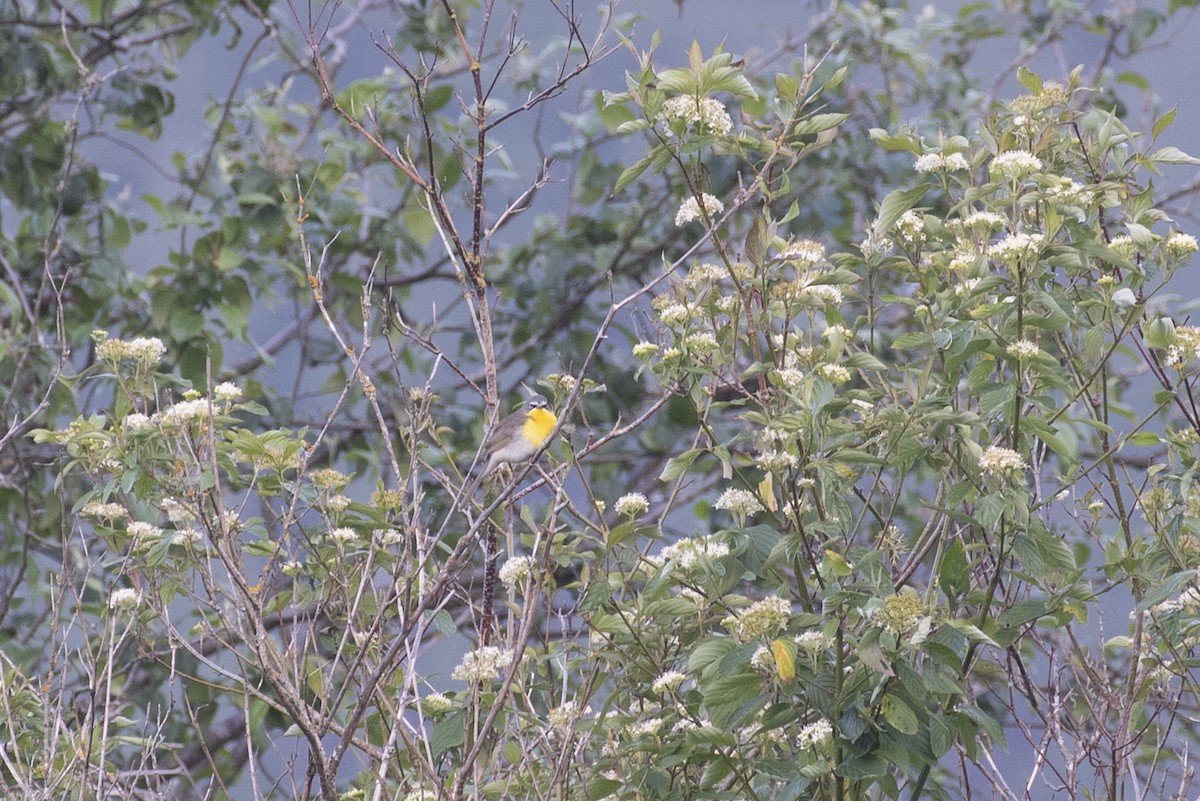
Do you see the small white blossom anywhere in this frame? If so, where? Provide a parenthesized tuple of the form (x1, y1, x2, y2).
(127, 521, 164, 543)
(779, 239, 826, 264)
(329, 527, 358, 544)
(817, 363, 851, 384)
(750, 645, 774, 672)
(776, 367, 806, 391)
(795, 630, 831, 654)
(633, 341, 660, 359)
(989, 232, 1044, 263)
(659, 95, 734, 137)
(674, 193, 724, 226)
(657, 302, 693, 327)
(109, 587, 142, 613)
(421, 693, 454, 716)
(659, 535, 730, 571)
(651, 670, 686, 694)
(756, 450, 799, 471)
(374, 528, 403, 547)
(548, 700, 589, 731)
(213, 382, 242, 402)
(628, 717, 665, 738)
(615, 493, 650, 518)
(685, 332, 719, 353)
(990, 149, 1043, 180)
(81, 501, 127, 521)
(121, 413, 153, 433)
(1167, 231, 1199, 258)
(451, 646, 515, 683)
(797, 718, 834, 749)
(1005, 340, 1040, 359)
(154, 398, 211, 427)
(714, 488, 765, 517)
(173, 528, 202, 546)
(894, 210, 925, 244)
(724, 595, 792, 641)
(979, 446, 1028, 475)
(685, 262, 727, 288)
(961, 211, 1007, 230)
(325, 494, 351, 512)
(915, 152, 970, 172)
(499, 555, 535, 591)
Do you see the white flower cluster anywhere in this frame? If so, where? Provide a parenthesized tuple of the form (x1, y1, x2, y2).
(914, 152, 970, 173)
(329, 527, 358, 544)
(960, 211, 1006, 230)
(627, 716, 665, 738)
(1005, 340, 1040, 359)
(675, 193, 724, 226)
(615, 493, 649, 518)
(374, 528, 403, 547)
(817, 363, 851, 385)
(547, 699, 589, 731)
(421, 692, 454, 715)
(795, 630, 831, 654)
(632, 342, 660, 360)
(979, 445, 1028, 475)
(659, 535, 730, 570)
(650, 670, 686, 694)
(685, 332, 719, 353)
(657, 302, 694, 327)
(451, 646, 515, 683)
(725, 595, 792, 641)
(1167, 326, 1200, 366)
(127, 521, 164, 544)
(94, 334, 166, 365)
(714, 487, 765, 517)
(154, 398, 211, 428)
(122, 413, 153, 433)
(988, 232, 1044, 263)
(893, 210, 925, 244)
(1045, 177, 1087, 205)
(684, 262, 728, 289)
(989, 149, 1043, 180)
(659, 95, 734, 136)
(109, 587, 142, 613)
(796, 718, 834, 750)
(499, 555, 535, 591)
(779, 239, 826, 264)
(756, 449, 799, 471)
(213, 382, 242, 401)
(1167, 231, 1199, 258)
(81, 500, 126, 520)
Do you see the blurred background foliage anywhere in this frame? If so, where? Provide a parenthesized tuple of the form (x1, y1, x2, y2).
(3, 0, 1200, 797)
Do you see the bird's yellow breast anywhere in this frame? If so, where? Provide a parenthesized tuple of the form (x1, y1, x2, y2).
(522, 407, 557, 446)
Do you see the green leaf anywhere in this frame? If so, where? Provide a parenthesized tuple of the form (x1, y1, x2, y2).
(881, 694, 919, 735)
(1150, 146, 1200, 166)
(939, 538, 969, 600)
(613, 155, 652, 195)
(659, 448, 702, 481)
(872, 184, 930, 239)
(1016, 65, 1043, 93)
(431, 710, 465, 757)
(1152, 106, 1177, 140)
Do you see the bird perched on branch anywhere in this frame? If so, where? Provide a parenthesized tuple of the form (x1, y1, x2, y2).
(477, 393, 557, 480)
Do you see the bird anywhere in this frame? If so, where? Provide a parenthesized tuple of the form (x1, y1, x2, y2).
(476, 394, 557, 481)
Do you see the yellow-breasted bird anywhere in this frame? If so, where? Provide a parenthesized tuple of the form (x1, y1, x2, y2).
(478, 394, 557, 479)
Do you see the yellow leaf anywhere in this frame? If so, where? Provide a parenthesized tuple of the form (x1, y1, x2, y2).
(759, 474, 777, 512)
(772, 638, 795, 682)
